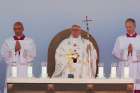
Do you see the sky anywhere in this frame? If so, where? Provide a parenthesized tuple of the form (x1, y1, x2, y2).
(0, 0, 140, 76)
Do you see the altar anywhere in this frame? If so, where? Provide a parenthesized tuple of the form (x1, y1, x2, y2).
(6, 27, 135, 93)
(7, 78, 134, 93)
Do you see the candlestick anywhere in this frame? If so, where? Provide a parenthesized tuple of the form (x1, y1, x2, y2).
(110, 63, 117, 79)
(110, 66, 116, 78)
(124, 66, 129, 79)
(41, 66, 47, 78)
(27, 63, 33, 78)
(97, 63, 104, 79)
(11, 65, 17, 77)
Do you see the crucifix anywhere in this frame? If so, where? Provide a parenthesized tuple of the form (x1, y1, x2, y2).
(82, 16, 94, 34)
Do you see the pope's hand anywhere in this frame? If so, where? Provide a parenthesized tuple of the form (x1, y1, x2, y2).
(128, 44, 133, 56)
(15, 40, 21, 52)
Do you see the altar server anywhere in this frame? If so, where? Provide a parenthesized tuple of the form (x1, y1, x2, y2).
(112, 18, 140, 93)
(52, 25, 97, 78)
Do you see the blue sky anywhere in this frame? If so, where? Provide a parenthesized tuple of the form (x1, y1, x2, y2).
(0, 0, 140, 75)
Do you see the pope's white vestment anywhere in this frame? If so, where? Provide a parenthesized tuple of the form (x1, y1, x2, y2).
(1, 36, 36, 93)
(112, 34, 140, 90)
(52, 36, 97, 78)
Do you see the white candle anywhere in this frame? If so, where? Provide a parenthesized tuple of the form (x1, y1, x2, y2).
(11, 66, 17, 77)
(124, 66, 129, 78)
(27, 65, 33, 78)
(110, 66, 116, 78)
(98, 67, 104, 78)
(41, 66, 47, 78)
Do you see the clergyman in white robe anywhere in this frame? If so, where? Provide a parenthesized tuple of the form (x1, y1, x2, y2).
(112, 32, 140, 90)
(1, 36, 36, 78)
(1, 35, 36, 93)
(52, 35, 97, 79)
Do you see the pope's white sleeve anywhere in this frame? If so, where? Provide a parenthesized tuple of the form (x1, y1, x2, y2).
(1, 40, 14, 63)
(112, 38, 128, 61)
(52, 40, 67, 78)
(23, 39, 36, 62)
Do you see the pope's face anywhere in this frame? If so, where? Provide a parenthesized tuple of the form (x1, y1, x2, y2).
(14, 24, 24, 36)
(71, 27, 81, 38)
(125, 21, 136, 34)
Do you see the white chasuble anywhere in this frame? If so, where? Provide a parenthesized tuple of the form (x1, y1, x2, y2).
(52, 36, 97, 79)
